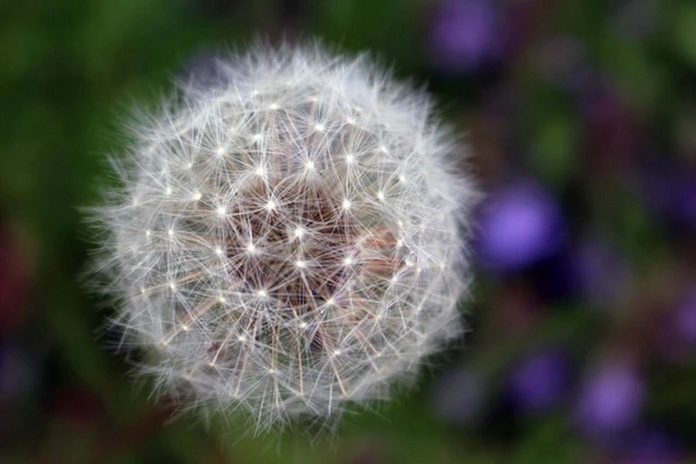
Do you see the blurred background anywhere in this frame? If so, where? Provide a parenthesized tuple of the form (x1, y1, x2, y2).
(1, 0, 695, 462)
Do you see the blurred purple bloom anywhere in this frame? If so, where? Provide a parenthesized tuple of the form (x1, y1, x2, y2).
(430, 368, 485, 425)
(575, 361, 645, 435)
(476, 181, 566, 272)
(507, 350, 570, 413)
(428, 0, 502, 73)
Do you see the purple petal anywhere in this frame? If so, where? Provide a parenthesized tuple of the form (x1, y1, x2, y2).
(428, 0, 502, 73)
(475, 180, 566, 272)
(575, 361, 645, 435)
(507, 350, 570, 413)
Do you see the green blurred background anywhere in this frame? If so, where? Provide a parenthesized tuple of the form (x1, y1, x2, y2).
(1, 0, 696, 462)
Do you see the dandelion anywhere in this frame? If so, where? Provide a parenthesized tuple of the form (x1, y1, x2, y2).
(92, 43, 476, 432)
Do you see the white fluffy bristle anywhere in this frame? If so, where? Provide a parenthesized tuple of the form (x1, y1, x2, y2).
(94, 43, 476, 433)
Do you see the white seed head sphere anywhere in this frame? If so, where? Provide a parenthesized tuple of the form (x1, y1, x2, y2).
(96, 44, 476, 432)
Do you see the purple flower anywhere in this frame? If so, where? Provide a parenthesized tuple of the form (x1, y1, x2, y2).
(428, 0, 502, 73)
(507, 350, 570, 413)
(430, 368, 485, 425)
(475, 180, 566, 272)
(575, 361, 645, 435)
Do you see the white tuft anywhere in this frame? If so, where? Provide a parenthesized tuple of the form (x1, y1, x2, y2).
(91, 43, 476, 433)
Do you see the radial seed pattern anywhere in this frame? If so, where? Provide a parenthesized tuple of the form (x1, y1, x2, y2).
(96, 45, 476, 431)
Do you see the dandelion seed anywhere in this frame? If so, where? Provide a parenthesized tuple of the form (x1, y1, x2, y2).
(91, 43, 475, 433)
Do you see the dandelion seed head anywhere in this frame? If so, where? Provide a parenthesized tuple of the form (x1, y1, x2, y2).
(91, 43, 476, 433)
